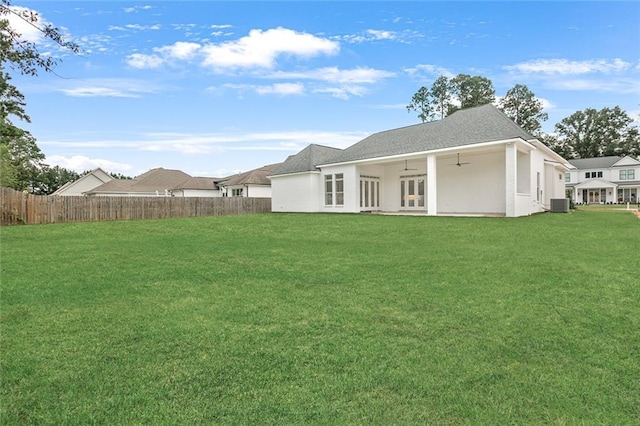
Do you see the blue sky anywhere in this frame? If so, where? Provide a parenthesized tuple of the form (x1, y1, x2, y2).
(10, 1, 640, 178)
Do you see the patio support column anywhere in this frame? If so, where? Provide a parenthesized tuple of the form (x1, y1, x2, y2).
(505, 142, 517, 217)
(427, 154, 437, 215)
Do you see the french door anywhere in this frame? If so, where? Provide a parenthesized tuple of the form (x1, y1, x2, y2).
(360, 178, 380, 210)
(400, 176, 425, 210)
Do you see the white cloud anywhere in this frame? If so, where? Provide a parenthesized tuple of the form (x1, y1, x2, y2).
(217, 82, 305, 97)
(123, 5, 152, 13)
(125, 27, 338, 71)
(45, 155, 133, 174)
(126, 23, 161, 31)
(219, 67, 389, 99)
(126, 53, 164, 69)
(199, 27, 339, 69)
(154, 41, 201, 60)
(339, 28, 421, 44)
(314, 85, 369, 100)
(269, 67, 395, 84)
(504, 58, 632, 75)
(544, 77, 640, 94)
(57, 78, 159, 98)
(60, 87, 139, 98)
(255, 83, 305, 96)
(366, 29, 397, 40)
(41, 130, 368, 157)
(109, 23, 160, 32)
(404, 64, 455, 79)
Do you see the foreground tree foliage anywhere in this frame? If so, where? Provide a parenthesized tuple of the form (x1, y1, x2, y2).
(0, 0, 80, 192)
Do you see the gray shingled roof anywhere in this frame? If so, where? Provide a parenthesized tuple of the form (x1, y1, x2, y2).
(173, 177, 221, 190)
(271, 145, 344, 176)
(271, 104, 535, 177)
(89, 168, 192, 193)
(220, 163, 283, 186)
(568, 156, 623, 169)
(335, 104, 534, 164)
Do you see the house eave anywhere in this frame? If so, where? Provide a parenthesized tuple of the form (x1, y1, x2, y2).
(268, 170, 322, 178)
(316, 138, 532, 168)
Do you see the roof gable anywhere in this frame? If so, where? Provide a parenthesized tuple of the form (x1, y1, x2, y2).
(271, 145, 343, 176)
(575, 178, 617, 189)
(612, 155, 640, 167)
(53, 168, 114, 195)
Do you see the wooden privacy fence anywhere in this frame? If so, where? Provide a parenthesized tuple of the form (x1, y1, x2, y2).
(0, 188, 272, 225)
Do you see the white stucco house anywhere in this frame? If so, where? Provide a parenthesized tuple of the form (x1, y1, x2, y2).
(270, 104, 570, 217)
(565, 156, 640, 204)
(52, 168, 114, 196)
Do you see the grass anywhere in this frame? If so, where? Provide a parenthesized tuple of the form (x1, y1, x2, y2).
(1, 211, 639, 424)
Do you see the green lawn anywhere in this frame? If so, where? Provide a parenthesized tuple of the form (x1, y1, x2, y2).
(1, 211, 638, 424)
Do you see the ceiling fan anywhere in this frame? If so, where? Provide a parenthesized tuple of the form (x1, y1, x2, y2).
(400, 160, 418, 171)
(452, 153, 471, 167)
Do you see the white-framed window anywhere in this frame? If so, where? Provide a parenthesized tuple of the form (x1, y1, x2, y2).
(620, 169, 635, 180)
(585, 171, 603, 179)
(335, 173, 344, 205)
(324, 174, 344, 206)
(231, 188, 243, 197)
(565, 173, 571, 182)
(324, 175, 333, 205)
(618, 188, 638, 203)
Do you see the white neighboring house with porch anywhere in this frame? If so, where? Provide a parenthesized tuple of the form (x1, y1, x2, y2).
(565, 156, 640, 204)
(270, 104, 569, 217)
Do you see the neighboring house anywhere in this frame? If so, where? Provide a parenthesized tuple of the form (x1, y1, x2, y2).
(270, 104, 569, 217)
(169, 177, 224, 197)
(84, 168, 193, 196)
(219, 163, 282, 198)
(565, 156, 640, 204)
(52, 168, 114, 196)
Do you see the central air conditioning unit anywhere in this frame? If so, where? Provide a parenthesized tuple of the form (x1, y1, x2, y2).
(550, 198, 570, 213)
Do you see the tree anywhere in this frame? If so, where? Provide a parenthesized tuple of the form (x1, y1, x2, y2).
(0, 120, 44, 190)
(0, 1, 80, 191)
(430, 76, 453, 120)
(498, 84, 548, 135)
(0, 142, 17, 187)
(539, 133, 573, 160)
(108, 172, 133, 180)
(448, 74, 495, 115)
(407, 74, 495, 122)
(31, 165, 79, 195)
(406, 86, 433, 123)
(553, 106, 639, 159)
